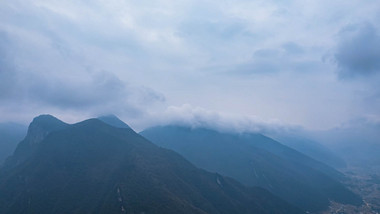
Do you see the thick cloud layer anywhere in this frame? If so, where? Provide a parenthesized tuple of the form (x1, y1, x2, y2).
(0, 0, 379, 131)
(0, 28, 165, 123)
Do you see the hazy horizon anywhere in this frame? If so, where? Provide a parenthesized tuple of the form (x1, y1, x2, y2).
(1, 2, 380, 211)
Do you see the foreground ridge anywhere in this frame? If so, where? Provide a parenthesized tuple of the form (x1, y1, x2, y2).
(0, 115, 302, 214)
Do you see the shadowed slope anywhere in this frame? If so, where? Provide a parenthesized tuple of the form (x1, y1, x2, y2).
(0, 116, 302, 214)
(141, 125, 362, 212)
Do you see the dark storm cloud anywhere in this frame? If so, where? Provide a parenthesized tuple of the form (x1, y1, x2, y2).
(335, 23, 380, 78)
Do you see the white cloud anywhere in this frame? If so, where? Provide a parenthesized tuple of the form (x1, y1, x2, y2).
(138, 104, 295, 133)
(0, 0, 380, 131)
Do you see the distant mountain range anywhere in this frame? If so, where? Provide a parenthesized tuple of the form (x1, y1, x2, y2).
(266, 132, 346, 169)
(0, 115, 302, 214)
(311, 123, 380, 169)
(141, 125, 362, 212)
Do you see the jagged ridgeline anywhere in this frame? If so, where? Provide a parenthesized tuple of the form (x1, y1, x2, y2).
(0, 115, 302, 214)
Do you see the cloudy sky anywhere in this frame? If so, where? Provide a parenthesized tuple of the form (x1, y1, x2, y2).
(1, 0, 380, 131)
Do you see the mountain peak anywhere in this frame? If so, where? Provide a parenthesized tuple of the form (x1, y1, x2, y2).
(0, 115, 302, 214)
(4, 114, 69, 168)
(30, 114, 67, 129)
(97, 114, 130, 129)
(27, 114, 69, 142)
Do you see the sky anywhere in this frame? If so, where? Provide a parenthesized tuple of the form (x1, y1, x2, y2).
(0, 0, 380, 132)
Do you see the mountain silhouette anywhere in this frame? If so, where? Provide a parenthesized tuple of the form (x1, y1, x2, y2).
(141, 125, 362, 212)
(268, 133, 346, 169)
(0, 115, 302, 214)
(3, 115, 69, 169)
(98, 114, 131, 129)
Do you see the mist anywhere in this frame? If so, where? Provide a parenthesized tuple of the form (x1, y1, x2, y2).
(1, 0, 380, 213)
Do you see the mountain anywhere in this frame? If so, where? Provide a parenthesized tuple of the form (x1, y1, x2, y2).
(311, 122, 380, 169)
(0, 115, 302, 214)
(0, 122, 27, 165)
(267, 133, 346, 169)
(141, 125, 363, 212)
(98, 114, 131, 129)
(3, 115, 70, 169)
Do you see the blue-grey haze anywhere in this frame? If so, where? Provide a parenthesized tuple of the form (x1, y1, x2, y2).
(0, 0, 379, 135)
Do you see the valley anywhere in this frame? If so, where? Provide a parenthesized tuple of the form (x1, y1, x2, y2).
(324, 166, 380, 214)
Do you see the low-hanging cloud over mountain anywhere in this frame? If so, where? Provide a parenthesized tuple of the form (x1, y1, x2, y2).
(0, 0, 380, 132)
